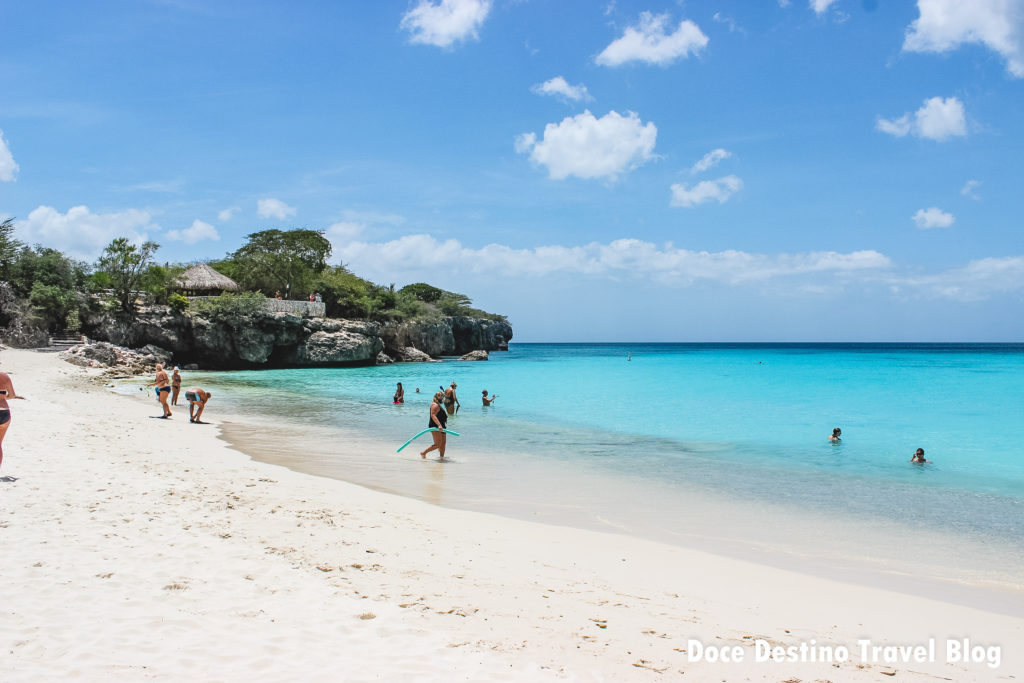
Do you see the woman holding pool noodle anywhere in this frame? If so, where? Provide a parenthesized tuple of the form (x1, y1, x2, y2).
(420, 391, 449, 459)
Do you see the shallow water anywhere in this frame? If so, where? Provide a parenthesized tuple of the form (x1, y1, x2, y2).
(130, 343, 1024, 612)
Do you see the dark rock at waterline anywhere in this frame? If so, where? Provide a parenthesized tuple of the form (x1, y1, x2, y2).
(458, 350, 489, 361)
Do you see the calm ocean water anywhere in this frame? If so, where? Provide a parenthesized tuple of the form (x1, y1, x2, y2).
(148, 343, 1024, 606)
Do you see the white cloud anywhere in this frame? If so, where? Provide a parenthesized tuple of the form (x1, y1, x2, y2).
(690, 148, 731, 175)
(670, 175, 743, 207)
(912, 207, 955, 229)
(515, 110, 657, 181)
(903, 0, 1024, 78)
(166, 219, 220, 245)
(218, 206, 240, 222)
(0, 129, 19, 182)
(596, 12, 709, 67)
(400, 0, 491, 49)
(15, 205, 156, 261)
(811, 0, 839, 14)
(326, 221, 366, 244)
(257, 198, 297, 220)
(336, 233, 891, 286)
(876, 96, 966, 141)
(961, 179, 982, 200)
(531, 76, 593, 102)
(891, 256, 1024, 301)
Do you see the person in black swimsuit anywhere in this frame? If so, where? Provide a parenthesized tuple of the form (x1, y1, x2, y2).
(0, 372, 25, 473)
(420, 391, 448, 459)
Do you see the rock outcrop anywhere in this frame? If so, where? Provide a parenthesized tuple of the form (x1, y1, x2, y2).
(79, 307, 511, 369)
(61, 341, 173, 374)
(458, 350, 489, 361)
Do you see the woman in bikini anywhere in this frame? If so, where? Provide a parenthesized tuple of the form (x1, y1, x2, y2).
(170, 367, 182, 406)
(420, 391, 448, 460)
(0, 372, 25, 473)
(147, 363, 172, 418)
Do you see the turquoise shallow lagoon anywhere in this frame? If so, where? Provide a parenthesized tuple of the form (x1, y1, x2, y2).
(139, 343, 1024, 612)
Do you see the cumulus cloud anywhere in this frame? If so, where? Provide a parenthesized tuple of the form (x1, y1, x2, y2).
(961, 179, 982, 200)
(531, 76, 593, 102)
(257, 198, 297, 220)
(400, 0, 491, 48)
(166, 219, 220, 245)
(912, 207, 955, 229)
(515, 110, 657, 181)
(218, 206, 240, 222)
(903, 0, 1024, 78)
(670, 175, 743, 207)
(690, 148, 731, 175)
(596, 12, 708, 67)
(810, 0, 839, 14)
(336, 233, 891, 286)
(326, 221, 366, 244)
(0, 128, 18, 182)
(877, 96, 966, 141)
(15, 205, 156, 261)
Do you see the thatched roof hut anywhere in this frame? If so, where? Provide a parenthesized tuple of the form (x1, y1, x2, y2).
(175, 263, 240, 295)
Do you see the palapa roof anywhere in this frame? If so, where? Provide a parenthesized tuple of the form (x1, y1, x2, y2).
(175, 263, 240, 292)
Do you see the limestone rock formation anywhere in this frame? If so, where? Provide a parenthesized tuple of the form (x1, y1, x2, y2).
(458, 350, 489, 361)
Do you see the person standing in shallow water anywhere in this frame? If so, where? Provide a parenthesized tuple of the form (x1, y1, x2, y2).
(0, 372, 25, 473)
(444, 382, 460, 415)
(829, 427, 841, 442)
(148, 363, 172, 418)
(911, 448, 931, 464)
(393, 382, 404, 404)
(421, 392, 447, 459)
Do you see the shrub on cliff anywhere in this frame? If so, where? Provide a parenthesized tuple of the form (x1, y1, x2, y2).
(222, 229, 332, 299)
(190, 291, 265, 328)
(97, 238, 160, 314)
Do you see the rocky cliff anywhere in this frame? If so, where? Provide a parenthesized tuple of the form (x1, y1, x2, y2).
(82, 308, 511, 369)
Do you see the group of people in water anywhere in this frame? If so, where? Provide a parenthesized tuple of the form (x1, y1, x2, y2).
(390, 380, 499, 460)
(829, 427, 931, 464)
(148, 364, 212, 423)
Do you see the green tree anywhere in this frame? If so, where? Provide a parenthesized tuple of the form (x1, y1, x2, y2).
(97, 238, 160, 314)
(315, 265, 373, 318)
(228, 229, 331, 298)
(399, 282, 446, 303)
(0, 218, 23, 281)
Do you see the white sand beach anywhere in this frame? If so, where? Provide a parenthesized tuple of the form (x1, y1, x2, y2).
(2, 347, 1021, 681)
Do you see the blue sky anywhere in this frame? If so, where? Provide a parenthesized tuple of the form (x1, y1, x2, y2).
(1, 0, 1022, 341)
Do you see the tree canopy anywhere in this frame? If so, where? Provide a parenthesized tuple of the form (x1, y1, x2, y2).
(225, 229, 331, 298)
(98, 238, 160, 314)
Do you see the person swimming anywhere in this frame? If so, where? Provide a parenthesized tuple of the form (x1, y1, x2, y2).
(829, 427, 842, 442)
(910, 448, 930, 464)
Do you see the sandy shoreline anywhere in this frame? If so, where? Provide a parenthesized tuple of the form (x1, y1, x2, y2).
(2, 347, 1022, 681)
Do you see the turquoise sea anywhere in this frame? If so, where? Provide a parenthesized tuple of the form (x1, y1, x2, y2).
(150, 343, 1024, 611)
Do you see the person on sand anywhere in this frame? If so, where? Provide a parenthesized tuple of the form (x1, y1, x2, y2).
(0, 372, 26, 472)
(829, 427, 841, 442)
(482, 389, 497, 406)
(393, 382, 404, 404)
(443, 382, 460, 415)
(186, 388, 212, 423)
(420, 392, 447, 460)
(910, 448, 931, 464)
(170, 367, 182, 406)
(147, 363, 172, 418)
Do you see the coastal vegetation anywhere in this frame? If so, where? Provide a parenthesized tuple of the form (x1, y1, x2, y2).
(0, 221, 505, 345)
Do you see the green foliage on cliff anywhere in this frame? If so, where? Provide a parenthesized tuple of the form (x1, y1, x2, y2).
(224, 229, 332, 298)
(98, 238, 160, 314)
(190, 291, 266, 328)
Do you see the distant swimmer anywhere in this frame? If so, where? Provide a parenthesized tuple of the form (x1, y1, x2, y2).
(393, 382, 404, 404)
(482, 389, 498, 406)
(910, 448, 931, 464)
(420, 392, 448, 459)
(829, 427, 842, 442)
(186, 388, 212, 423)
(627, 352, 631, 361)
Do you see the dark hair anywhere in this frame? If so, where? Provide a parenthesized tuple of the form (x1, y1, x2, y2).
(832, 427, 841, 434)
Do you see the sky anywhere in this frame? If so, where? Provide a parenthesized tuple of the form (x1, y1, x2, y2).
(1, 0, 1022, 342)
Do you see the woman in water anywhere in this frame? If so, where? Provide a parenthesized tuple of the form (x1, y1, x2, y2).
(393, 382, 404, 404)
(443, 382, 460, 415)
(911, 448, 930, 464)
(148, 363, 172, 418)
(829, 427, 842, 442)
(420, 391, 447, 459)
(0, 372, 25, 472)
